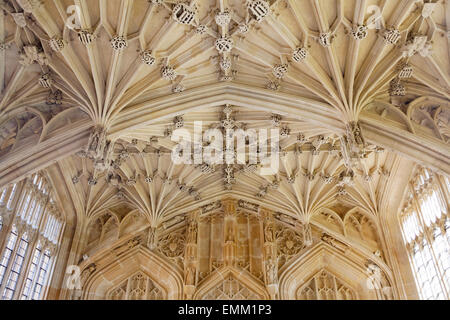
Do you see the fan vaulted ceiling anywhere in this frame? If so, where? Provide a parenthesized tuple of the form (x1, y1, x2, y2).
(0, 0, 448, 229)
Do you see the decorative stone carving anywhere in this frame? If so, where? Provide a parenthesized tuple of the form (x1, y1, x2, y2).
(173, 115, 184, 128)
(292, 47, 308, 62)
(238, 23, 249, 34)
(87, 176, 98, 186)
(0, 43, 10, 51)
(202, 275, 261, 299)
(366, 261, 393, 300)
(201, 200, 222, 214)
(389, 78, 406, 96)
(140, 50, 156, 65)
(351, 25, 368, 40)
(158, 230, 185, 267)
(46, 90, 63, 105)
(272, 64, 288, 79)
(280, 126, 290, 137)
(303, 223, 313, 247)
(111, 36, 128, 51)
(338, 169, 355, 187)
(223, 165, 236, 190)
(270, 114, 281, 127)
(297, 269, 355, 300)
(247, 0, 270, 23)
(161, 65, 177, 80)
(196, 25, 208, 34)
(78, 30, 95, 45)
(220, 73, 234, 82)
(237, 200, 259, 212)
(276, 223, 304, 268)
(266, 80, 280, 91)
(79, 263, 96, 288)
(85, 126, 113, 171)
(215, 36, 234, 53)
(108, 272, 164, 300)
(38, 73, 52, 88)
(49, 37, 65, 52)
(256, 185, 268, 198)
(172, 3, 196, 25)
(340, 121, 366, 169)
(172, 84, 185, 93)
(321, 233, 348, 252)
(397, 61, 413, 79)
(319, 33, 332, 47)
(220, 57, 231, 71)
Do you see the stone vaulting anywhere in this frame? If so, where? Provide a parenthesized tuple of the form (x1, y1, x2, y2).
(0, 0, 449, 300)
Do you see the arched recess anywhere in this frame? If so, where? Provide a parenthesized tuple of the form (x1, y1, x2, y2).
(106, 270, 166, 300)
(296, 269, 358, 300)
(83, 212, 120, 255)
(279, 243, 384, 300)
(82, 247, 183, 300)
(193, 266, 270, 300)
(343, 208, 383, 254)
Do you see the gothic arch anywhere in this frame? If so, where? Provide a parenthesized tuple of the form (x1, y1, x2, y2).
(343, 207, 382, 252)
(105, 270, 166, 300)
(118, 209, 149, 237)
(279, 243, 379, 300)
(193, 266, 270, 300)
(82, 247, 183, 299)
(296, 268, 358, 300)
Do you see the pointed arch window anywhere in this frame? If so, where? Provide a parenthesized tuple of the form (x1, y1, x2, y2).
(400, 168, 449, 300)
(0, 173, 65, 300)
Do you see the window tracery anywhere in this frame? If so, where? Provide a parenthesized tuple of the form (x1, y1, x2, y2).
(202, 275, 260, 300)
(0, 173, 64, 300)
(400, 168, 449, 300)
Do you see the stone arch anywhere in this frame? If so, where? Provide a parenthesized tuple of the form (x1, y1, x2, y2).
(119, 209, 149, 237)
(343, 207, 382, 253)
(296, 268, 358, 300)
(82, 247, 183, 299)
(312, 207, 345, 235)
(193, 266, 270, 300)
(279, 243, 379, 300)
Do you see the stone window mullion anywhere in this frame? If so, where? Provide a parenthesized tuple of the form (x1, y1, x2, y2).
(27, 244, 45, 300)
(411, 186, 446, 292)
(0, 227, 25, 297)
